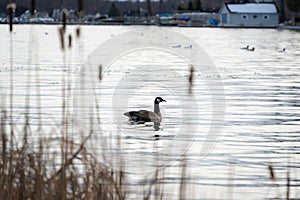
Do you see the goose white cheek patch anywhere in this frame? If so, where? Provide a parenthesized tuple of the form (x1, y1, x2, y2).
(73, 28, 225, 173)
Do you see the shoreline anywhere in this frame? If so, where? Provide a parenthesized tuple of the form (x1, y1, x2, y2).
(0, 22, 299, 31)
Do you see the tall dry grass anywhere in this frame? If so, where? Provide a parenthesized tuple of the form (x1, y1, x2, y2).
(0, 111, 129, 199)
(0, 4, 189, 199)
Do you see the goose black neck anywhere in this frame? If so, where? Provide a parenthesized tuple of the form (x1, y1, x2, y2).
(154, 102, 160, 115)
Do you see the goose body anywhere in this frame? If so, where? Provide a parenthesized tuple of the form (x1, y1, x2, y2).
(241, 45, 249, 50)
(124, 97, 166, 123)
(124, 110, 161, 122)
(247, 47, 255, 51)
(184, 45, 193, 49)
(172, 44, 181, 48)
(278, 48, 286, 53)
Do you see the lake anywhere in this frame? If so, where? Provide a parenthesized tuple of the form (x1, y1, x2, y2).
(0, 24, 299, 199)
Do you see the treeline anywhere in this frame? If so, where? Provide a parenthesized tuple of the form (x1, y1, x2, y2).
(0, 0, 227, 16)
(285, 0, 300, 13)
(1, 0, 298, 17)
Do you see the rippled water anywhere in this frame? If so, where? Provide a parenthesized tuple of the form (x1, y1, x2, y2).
(0, 25, 300, 199)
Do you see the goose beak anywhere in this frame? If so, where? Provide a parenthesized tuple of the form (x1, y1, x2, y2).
(162, 99, 166, 102)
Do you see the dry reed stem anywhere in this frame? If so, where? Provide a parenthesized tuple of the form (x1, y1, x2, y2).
(68, 34, 72, 49)
(226, 160, 235, 200)
(76, 27, 81, 38)
(62, 9, 67, 31)
(188, 65, 194, 94)
(143, 169, 159, 200)
(59, 27, 65, 50)
(179, 157, 187, 200)
(30, 0, 35, 17)
(99, 65, 103, 80)
(77, 0, 84, 19)
(8, 7, 13, 32)
(6, 3, 16, 32)
(52, 131, 92, 180)
(268, 165, 275, 181)
(286, 170, 290, 200)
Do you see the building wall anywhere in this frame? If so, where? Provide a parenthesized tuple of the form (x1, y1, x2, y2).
(219, 5, 229, 24)
(219, 5, 278, 26)
(229, 13, 278, 26)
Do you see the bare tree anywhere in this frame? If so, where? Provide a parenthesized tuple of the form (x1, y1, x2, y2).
(159, 0, 163, 13)
(285, 0, 300, 13)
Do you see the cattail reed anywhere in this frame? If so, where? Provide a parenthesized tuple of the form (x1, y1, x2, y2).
(30, 0, 35, 17)
(268, 165, 275, 181)
(6, 3, 16, 32)
(77, 0, 84, 19)
(68, 34, 72, 48)
(76, 27, 81, 38)
(98, 65, 102, 80)
(59, 27, 65, 50)
(286, 170, 290, 200)
(179, 157, 187, 200)
(62, 9, 67, 31)
(8, 7, 13, 32)
(188, 65, 194, 94)
(59, 9, 68, 50)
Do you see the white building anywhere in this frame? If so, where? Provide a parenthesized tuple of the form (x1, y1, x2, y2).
(219, 3, 279, 27)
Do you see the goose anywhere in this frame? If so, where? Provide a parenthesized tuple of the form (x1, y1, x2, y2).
(172, 44, 181, 48)
(241, 45, 249, 50)
(184, 45, 193, 49)
(247, 47, 255, 51)
(278, 48, 286, 53)
(124, 97, 166, 123)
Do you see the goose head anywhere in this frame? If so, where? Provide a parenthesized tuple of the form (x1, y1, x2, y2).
(154, 97, 166, 104)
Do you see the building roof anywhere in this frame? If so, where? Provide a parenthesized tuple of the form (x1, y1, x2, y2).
(226, 3, 278, 14)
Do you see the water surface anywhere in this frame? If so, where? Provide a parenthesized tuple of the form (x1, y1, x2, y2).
(0, 25, 299, 199)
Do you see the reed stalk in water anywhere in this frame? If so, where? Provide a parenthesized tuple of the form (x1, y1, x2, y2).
(286, 170, 290, 200)
(7, 3, 16, 32)
(30, 0, 35, 17)
(188, 65, 194, 94)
